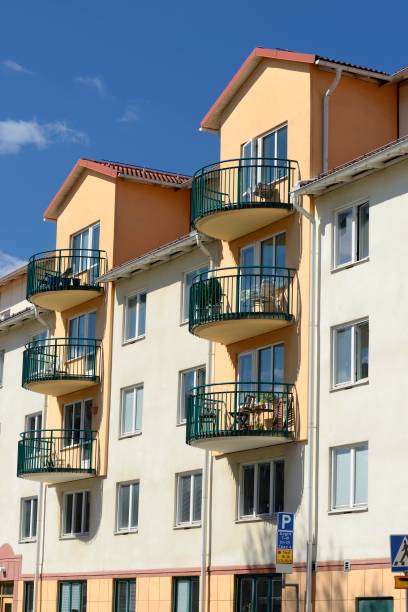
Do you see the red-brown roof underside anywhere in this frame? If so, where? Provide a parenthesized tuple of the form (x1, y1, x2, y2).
(44, 158, 191, 220)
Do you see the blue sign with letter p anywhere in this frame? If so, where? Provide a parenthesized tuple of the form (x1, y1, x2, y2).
(278, 512, 294, 532)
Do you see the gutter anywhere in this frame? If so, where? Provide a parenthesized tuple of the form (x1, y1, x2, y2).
(322, 68, 342, 173)
(195, 233, 214, 612)
(291, 187, 318, 612)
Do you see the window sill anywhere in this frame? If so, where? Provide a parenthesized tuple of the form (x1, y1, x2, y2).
(176, 421, 186, 428)
(19, 538, 37, 544)
(114, 529, 138, 536)
(60, 533, 90, 540)
(173, 523, 201, 530)
(330, 378, 369, 393)
(122, 335, 146, 347)
(119, 431, 142, 440)
(235, 514, 277, 525)
(331, 257, 369, 274)
(328, 506, 368, 515)
(179, 319, 189, 327)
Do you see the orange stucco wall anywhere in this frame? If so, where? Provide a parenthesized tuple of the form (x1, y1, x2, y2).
(310, 67, 397, 176)
(113, 179, 191, 267)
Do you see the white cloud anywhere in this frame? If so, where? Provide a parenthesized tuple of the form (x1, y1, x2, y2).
(0, 251, 26, 277)
(117, 104, 139, 123)
(2, 59, 32, 74)
(0, 119, 88, 154)
(75, 76, 106, 96)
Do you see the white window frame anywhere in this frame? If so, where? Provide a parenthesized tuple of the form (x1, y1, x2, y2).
(123, 291, 147, 343)
(115, 480, 139, 534)
(20, 496, 38, 542)
(63, 398, 92, 448)
(238, 342, 285, 383)
(240, 231, 286, 268)
(25, 412, 42, 436)
(62, 490, 90, 537)
(332, 318, 369, 389)
(333, 200, 369, 270)
(178, 366, 206, 425)
(119, 384, 144, 438)
(241, 124, 288, 192)
(330, 443, 368, 512)
(175, 470, 202, 527)
(238, 459, 284, 520)
(67, 310, 97, 362)
(181, 266, 209, 323)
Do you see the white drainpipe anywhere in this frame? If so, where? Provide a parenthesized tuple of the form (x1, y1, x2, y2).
(291, 189, 318, 612)
(195, 233, 214, 612)
(33, 306, 52, 612)
(323, 68, 342, 173)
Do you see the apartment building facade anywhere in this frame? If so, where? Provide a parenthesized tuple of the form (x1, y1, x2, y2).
(1, 47, 408, 612)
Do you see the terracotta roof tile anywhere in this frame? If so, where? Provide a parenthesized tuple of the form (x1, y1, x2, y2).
(86, 159, 191, 186)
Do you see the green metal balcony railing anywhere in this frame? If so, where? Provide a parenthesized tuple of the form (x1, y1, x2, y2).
(186, 382, 295, 445)
(22, 338, 102, 388)
(17, 429, 98, 477)
(189, 266, 295, 333)
(26, 249, 107, 301)
(191, 158, 298, 226)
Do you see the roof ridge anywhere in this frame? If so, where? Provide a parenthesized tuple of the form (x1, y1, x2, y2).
(83, 158, 191, 179)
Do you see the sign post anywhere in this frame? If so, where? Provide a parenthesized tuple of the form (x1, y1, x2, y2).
(276, 512, 294, 574)
(390, 535, 408, 611)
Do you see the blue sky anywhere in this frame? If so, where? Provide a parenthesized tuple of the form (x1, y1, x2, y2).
(0, 0, 406, 273)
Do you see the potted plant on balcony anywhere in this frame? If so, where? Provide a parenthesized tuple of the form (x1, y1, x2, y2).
(196, 276, 223, 318)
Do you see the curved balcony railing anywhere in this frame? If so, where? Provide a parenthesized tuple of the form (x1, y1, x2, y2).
(186, 382, 295, 446)
(189, 267, 295, 336)
(191, 158, 298, 227)
(27, 249, 107, 302)
(22, 338, 101, 389)
(17, 429, 98, 478)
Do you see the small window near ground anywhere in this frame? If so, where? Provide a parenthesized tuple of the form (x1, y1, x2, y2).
(239, 460, 284, 519)
(179, 367, 206, 423)
(334, 202, 369, 268)
(236, 574, 282, 612)
(173, 577, 199, 612)
(356, 597, 393, 612)
(117, 481, 139, 533)
(114, 578, 136, 612)
(23, 581, 34, 612)
(183, 267, 208, 322)
(176, 472, 202, 526)
(120, 385, 144, 437)
(124, 292, 146, 342)
(331, 443, 368, 511)
(63, 491, 90, 536)
(58, 581, 87, 612)
(333, 320, 369, 388)
(20, 497, 38, 541)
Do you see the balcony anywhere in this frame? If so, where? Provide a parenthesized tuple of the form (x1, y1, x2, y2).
(17, 429, 98, 483)
(189, 267, 295, 344)
(27, 249, 107, 311)
(186, 382, 295, 452)
(22, 338, 101, 395)
(191, 158, 298, 241)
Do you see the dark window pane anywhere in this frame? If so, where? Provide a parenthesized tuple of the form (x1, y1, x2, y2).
(239, 578, 253, 612)
(24, 582, 34, 612)
(179, 476, 191, 524)
(258, 463, 271, 515)
(256, 578, 268, 612)
(65, 495, 73, 534)
(74, 492, 83, 533)
(274, 461, 285, 513)
(84, 491, 90, 533)
(128, 580, 136, 612)
(358, 203, 369, 260)
(356, 321, 369, 381)
(119, 485, 130, 530)
(191, 578, 199, 612)
(192, 474, 202, 522)
(242, 465, 255, 516)
(336, 208, 353, 266)
(131, 483, 139, 528)
(271, 576, 283, 612)
(32, 498, 38, 537)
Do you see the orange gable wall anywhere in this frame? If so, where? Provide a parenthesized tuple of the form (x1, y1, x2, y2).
(113, 179, 191, 267)
(310, 67, 397, 176)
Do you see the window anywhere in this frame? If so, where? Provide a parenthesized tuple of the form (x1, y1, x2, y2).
(116, 481, 139, 533)
(239, 460, 284, 519)
(333, 320, 369, 387)
(236, 575, 282, 612)
(71, 222, 100, 280)
(120, 385, 143, 436)
(25, 412, 42, 439)
(68, 311, 96, 359)
(183, 267, 208, 321)
(114, 579, 136, 612)
(23, 581, 34, 612)
(63, 491, 90, 536)
(0, 348, 4, 386)
(356, 598, 393, 612)
(238, 344, 284, 392)
(334, 202, 369, 268)
(241, 125, 288, 196)
(179, 367, 206, 423)
(124, 292, 146, 342)
(176, 471, 202, 526)
(63, 400, 92, 447)
(20, 497, 38, 541)
(173, 577, 199, 612)
(58, 581, 87, 612)
(331, 444, 368, 511)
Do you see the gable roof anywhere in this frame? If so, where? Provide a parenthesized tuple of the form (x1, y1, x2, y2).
(201, 47, 391, 131)
(44, 158, 191, 221)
